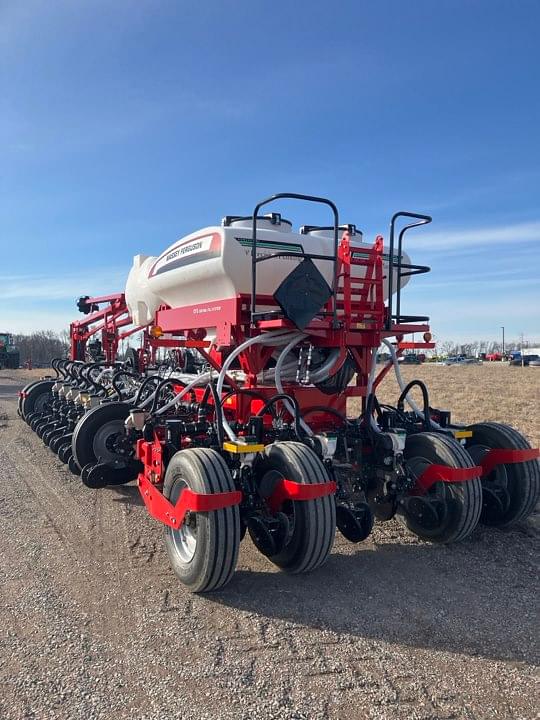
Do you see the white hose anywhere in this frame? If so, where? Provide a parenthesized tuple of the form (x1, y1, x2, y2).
(365, 347, 380, 432)
(381, 338, 439, 427)
(155, 371, 215, 416)
(257, 347, 341, 384)
(216, 330, 304, 442)
(273, 336, 314, 437)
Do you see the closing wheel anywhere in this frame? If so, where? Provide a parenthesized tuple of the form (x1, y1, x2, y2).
(466, 422, 540, 527)
(71, 402, 136, 481)
(19, 380, 41, 420)
(20, 380, 54, 422)
(58, 442, 72, 464)
(255, 441, 336, 573)
(50, 433, 69, 454)
(124, 347, 140, 373)
(163, 448, 241, 593)
(401, 432, 482, 543)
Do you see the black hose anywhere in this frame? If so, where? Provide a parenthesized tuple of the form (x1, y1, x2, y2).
(111, 370, 140, 400)
(397, 379, 432, 431)
(133, 375, 160, 405)
(57, 359, 69, 379)
(255, 392, 305, 440)
(82, 362, 109, 395)
(364, 392, 381, 435)
(51, 358, 62, 378)
(150, 378, 190, 414)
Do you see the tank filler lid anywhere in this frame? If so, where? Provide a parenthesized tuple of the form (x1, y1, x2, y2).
(300, 223, 363, 240)
(221, 212, 293, 232)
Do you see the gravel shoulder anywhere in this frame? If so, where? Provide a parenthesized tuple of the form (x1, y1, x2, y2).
(0, 370, 539, 720)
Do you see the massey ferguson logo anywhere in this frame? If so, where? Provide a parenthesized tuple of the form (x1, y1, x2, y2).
(149, 234, 218, 277)
(166, 241, 203, 262)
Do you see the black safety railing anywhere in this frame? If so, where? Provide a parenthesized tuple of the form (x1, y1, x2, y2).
(386, 212, 432, 329)
(250, 193, 340, 329)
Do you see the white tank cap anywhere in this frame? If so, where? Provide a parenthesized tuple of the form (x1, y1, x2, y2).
(221, 212, 293, 232)
(300, 224, 363, 240)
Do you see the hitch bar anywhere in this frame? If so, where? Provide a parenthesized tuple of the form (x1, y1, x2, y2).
(267, 479, 337, 513)
(479, 448, 539, 477)
(138, 474, 242, 530)
(414, 448, 539, 494)
(414, 465, 482, 494)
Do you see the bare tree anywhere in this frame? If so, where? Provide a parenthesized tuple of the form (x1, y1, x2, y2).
(13, 331, 69, 367)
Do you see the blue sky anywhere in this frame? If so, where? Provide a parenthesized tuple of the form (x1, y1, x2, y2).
(1, 0, 539, 344)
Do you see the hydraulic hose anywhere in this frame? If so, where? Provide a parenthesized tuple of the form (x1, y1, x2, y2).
(381, 338, 440, 428)
(273, 335, 314, 436)
(216, 330, 303, 442)
(397, 380, 432, 431)
(255, 392, 305, 440)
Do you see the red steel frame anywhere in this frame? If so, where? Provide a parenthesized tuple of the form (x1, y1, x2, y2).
(70, 234, 539, 526)
(69, 293, 178, 368)
(70, 293, 142, 364)
(135, 231, 439, 520)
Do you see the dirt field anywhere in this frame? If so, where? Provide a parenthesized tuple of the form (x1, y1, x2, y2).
(1, 366, 538, 720)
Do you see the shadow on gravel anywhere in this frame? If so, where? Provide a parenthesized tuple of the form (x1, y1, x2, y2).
(109, 484, 145, 507)
(212, 531, 539, 665)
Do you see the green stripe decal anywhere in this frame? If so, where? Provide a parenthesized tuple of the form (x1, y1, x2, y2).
(235, 237, 304, 253)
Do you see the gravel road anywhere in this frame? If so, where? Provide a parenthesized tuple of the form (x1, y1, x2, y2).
(1, 372, 538, 720)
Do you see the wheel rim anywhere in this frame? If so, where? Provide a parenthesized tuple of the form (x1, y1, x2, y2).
(92, 419, 126, 465)
(404, 454, 451, 533)
(33, 393, 51, 415)
(467, 442, 511, 521)
(169, 480, 197, 563)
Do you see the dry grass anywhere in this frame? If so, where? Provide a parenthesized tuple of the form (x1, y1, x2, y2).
(349, 362, 539, 447)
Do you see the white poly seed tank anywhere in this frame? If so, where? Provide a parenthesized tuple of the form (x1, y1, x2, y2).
(125, 215, 412, 326)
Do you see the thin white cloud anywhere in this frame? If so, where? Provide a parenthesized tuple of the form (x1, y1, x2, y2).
(414, 276, 538, 291)
(406, 220, 540, 251)
(0, 307, 74, 334)
(415, 292, 539, 343)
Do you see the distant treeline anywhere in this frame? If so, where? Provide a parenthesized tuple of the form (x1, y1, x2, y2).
(9, 331, 540, 368)
(438, 339, 540, 357)
(13, 331, 70, 367)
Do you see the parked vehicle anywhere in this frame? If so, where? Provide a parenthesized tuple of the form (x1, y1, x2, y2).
(0, 333, 20, 369)
(509, 353, 540, 367)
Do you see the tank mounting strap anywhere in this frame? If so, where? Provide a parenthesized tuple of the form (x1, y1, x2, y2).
(138, 474, 242, 529)
(267, 479, 337, 513)
(479, 448, 539, 478)
(414, 464, 481, 494)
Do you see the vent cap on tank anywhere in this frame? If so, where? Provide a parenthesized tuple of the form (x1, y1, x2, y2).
(300, 223, 363, 240)
(221, 212, 293, 232)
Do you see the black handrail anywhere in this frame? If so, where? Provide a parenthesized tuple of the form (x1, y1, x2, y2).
(387, 212, 432, 329)
(250, 193, 340, 329)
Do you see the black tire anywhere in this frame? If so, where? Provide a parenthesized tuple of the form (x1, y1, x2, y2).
(31, 416, 47, 432)
(19, 380, 41, 419)
(401, 432, 482, 543)
(466, 422, 540, 527)
(20, 380, 54, 422)
(37, 420, 56, 439)
(163, 448, 240, 593)
(255, 441, 336, 572)
(58, 442, 72, 464)
(44, 427, 62, 447)
(71, 402, 133, 474)
(50, 434, 67, 453)
(124, 347, 140, 373)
